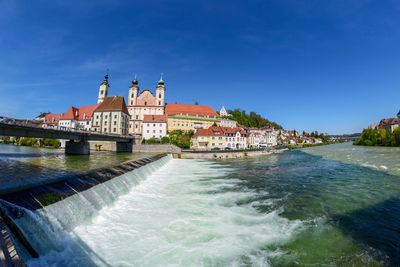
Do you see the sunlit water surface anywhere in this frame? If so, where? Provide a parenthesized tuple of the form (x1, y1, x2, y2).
(2, 143, 400, 266)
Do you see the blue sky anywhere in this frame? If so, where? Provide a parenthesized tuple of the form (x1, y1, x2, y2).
(1, 0, 400, 134)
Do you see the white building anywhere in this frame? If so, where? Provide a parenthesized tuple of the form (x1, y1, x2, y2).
(58, 105, 99, 131)
(248, 132, 262, 148)
(91, 96, 130, 135)
(264, 129, 278, 146)
(142, 115, 168, 140)
(219, 105, 231, 117)
(220, 118, 236, 128)
(222, 127, 247, 149)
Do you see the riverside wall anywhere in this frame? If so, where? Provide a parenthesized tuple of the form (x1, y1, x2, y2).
(89, 141, 181, 153)
(174, 148, 287, 159)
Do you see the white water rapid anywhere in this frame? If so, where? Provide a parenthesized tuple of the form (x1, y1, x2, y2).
(10, 156, 303, 266)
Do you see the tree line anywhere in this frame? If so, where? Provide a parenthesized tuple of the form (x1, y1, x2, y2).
(353, 128, 400, 146)
(225, 109, 283, 129)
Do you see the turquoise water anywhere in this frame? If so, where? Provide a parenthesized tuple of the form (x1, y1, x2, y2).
(0, 144, 156, 193)
(2, 143, 400, 266)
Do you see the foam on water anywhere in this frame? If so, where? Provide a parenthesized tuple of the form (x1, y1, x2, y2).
(14, 156, 303, 266)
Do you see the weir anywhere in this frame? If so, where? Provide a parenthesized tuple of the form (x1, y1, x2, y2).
(0, 153, 171, 264)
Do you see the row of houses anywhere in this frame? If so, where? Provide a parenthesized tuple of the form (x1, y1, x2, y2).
(37, 73, 283, 150)
(367, 111, 400, 133)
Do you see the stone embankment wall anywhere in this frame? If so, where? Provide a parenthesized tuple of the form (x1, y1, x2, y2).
(89, 141, 181, 153)
(174, 149, 287, 159)
(132, 144, 181, 153)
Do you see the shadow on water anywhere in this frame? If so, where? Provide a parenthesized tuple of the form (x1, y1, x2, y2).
(332, 198, 400, 266)
(0, 152, 63, 158)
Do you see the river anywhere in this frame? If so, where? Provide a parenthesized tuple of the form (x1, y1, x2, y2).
(1, 143, 400, 266)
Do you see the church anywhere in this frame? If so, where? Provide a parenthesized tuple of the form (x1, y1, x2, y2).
(127, 74, 166, 135)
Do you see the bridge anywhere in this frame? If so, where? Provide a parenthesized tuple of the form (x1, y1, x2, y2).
(0, 123, 137, 155)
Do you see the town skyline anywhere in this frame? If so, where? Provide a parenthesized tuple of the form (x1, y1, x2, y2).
(2, 1, 400, 134)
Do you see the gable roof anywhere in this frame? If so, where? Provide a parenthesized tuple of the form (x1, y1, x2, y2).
(221, 127, 247, 135)
(44, 113, 63, 124)
(194, 126, 225, 137)
(95, 96, 129, 115)
(143, 115, 167, 123)
(165, 103, 219, 117)
(60, 104, 100, 121)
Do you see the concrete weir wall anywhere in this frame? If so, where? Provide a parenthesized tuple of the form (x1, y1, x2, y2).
(0, 153, 167, 264)
(174, 149, 287, 159)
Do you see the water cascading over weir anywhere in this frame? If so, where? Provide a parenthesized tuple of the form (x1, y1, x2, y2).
(0, 153, 171, 264)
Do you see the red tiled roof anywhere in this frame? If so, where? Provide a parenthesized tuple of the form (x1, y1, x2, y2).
(78, 104, 100, 120)
(95, 96, 129, 115)
(165, 103, 219, 117)
(61, 106, 79, 120)
(221, 127, 247, 135)
(60, 104, 100, 121)
(380, 118, 398, 126)
(44, 113, 63, 124)
(194, 126, 225, 137)
(143, 115, 167, 123)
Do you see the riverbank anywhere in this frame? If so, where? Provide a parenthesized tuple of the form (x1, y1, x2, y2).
(174, 148, 287, 159)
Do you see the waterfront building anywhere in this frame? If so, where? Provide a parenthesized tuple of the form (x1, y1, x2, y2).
(247, 132, 262, 148)
(191, 126, 226, 150)
(379, 118, 399, 133)
(58, 104, 99, 131)
(264, 128, 278, 146)
(142, 115, 168, 140)
(91, 96, 130, 135)
(221, 118, 236, 128)
(222, 127, 247, 149)
(166, 103, 220, 132)
(42, 113, 63, 129)
(127, 74, 165, 136)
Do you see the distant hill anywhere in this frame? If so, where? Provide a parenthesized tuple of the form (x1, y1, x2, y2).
(226, 109, 283, 129)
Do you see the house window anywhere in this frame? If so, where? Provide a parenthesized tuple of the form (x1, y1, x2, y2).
(147, 130, 149, 133)
(105, 121, 107, 125)
(104, 128, 107, 132)
(145, 102, 147, 106)
(114, 121, 116, 125)
(159, 93, 161, 98)
(136, 115, 138, 119)
(153, 124, 156, 127)
(114, 115, 117, 119)
(160, 130, 162, 133)
(105, 115, 108, 119)
(131, 94, 133, 98)
(136, 124, 138, 129)
(101, 90, 103, 95)
(114, 128, 116, 132)
(96, 115, 99, 119)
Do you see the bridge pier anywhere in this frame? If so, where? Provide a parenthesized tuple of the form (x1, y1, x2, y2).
(115, 140, 133, 153)
(65, 140, 90, 155)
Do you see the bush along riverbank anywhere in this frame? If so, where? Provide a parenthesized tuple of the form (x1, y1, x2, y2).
(0, 136, 60, 148)
(287, 141, 344, 150)
(353, 128, 400, 147)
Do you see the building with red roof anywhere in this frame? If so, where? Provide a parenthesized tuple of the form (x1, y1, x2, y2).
(42, 113, 64, 129)
(191, 126, 248, 150)
(165, 103, 221, 133)
(58, 104, 100, 131)
(142, 115, 168, 140)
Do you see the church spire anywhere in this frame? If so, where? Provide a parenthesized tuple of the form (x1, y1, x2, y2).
(132, 73, 138, 85)
(158, 72, 165, 85)
(100, 71, 109, 86)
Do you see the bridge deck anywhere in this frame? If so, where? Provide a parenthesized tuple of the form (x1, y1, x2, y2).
(0, 123, 134, 142)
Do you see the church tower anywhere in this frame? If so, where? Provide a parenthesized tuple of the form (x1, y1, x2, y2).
(155, 73, 166, 107)
(128, 74, 140, 106)
(97, 72, 109, 104)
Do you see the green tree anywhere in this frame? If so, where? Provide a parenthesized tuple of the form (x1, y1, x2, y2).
(161, 136, 170, 144)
